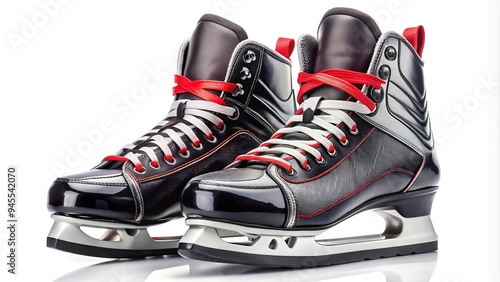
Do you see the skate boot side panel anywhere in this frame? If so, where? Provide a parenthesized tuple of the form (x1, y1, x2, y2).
(362, 32, 440, 191)
(279, 123, 421, 226)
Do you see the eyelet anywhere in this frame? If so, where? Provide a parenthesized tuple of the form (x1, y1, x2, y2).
(303, 164, 312, 171)
(231, 83, 244, 97)
(385, 46, 397, 61)
(134, 167, 146, 174)
(349, 128, 359, 135)
(206, 134, 217, 143)
(317, 157, 326, 165)
(165, 156, 176, 165)
(378, 65, 391, 80)
(179, 149, 190, 158)
(149, 162, 160, 169)
(214, 123, 226, 133)
(367, 104, 378, 116)
(228, 106, 240, 120)
(192, 142, 203, 151)
(370, 87, 383, 103)
(341, 139, 349, 146)
(328, 149, 338, 157)
(285, 168, 297, 176)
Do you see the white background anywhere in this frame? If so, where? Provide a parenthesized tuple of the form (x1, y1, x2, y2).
(0, 0, 499, 281)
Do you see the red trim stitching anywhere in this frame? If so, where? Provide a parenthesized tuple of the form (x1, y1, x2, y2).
(298, 168, 415, 219)
(280, 127, 377, 184)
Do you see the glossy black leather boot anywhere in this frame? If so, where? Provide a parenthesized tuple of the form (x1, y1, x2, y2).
(179, 8, 440, 267)
(46, 14, 296, 258)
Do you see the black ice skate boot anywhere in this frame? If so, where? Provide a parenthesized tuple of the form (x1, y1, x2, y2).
(179, 8, 440, 267)
(47, 14, 296, 258)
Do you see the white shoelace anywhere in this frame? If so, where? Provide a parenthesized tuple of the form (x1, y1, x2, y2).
(234, 97, 373, 173)
(118, 99, 235, 172)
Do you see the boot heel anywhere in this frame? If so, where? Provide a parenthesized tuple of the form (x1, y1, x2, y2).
(380, 187, 438, 218)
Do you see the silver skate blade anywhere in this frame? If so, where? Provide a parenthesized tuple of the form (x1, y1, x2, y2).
(179, 209, 438, 267)
(47, 215, 180, 258)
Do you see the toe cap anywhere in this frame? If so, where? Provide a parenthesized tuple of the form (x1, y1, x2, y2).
(181, 168, 287, 228)
(47, 169, 136, 221)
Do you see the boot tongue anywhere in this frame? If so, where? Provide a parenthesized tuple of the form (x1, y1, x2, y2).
(178, 14, 248, 100)
(271, 9, 382, 158)
(307, 8, 382, 101)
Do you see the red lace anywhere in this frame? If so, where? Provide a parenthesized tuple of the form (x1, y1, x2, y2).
(235, 155, 291, 170)
(102, 75, 237, 170)
(235, 69, 384, 172)
(172, 75, 237, 105)
(297, 69, 384, 111)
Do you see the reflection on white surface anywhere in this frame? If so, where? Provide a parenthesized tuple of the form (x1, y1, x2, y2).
(54, 252, 437, 282)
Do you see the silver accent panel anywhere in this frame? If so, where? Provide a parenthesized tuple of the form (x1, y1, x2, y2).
(176, 39, 190, 75)
(360, 31, 433, 190)
(264, 165, 296, 228)
(122, 165, 144, 222)
(68, 172, 127, 186)
(362, 32, 432, 148)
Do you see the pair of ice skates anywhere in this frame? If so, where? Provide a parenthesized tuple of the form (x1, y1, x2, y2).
(47, 7, 440, 268)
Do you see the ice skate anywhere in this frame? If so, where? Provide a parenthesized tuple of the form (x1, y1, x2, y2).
(179, 8, 439, 267)
(47, 14, 296, 258)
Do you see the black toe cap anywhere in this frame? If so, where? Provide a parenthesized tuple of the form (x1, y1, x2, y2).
(181, 168, 287, 228)
(47, 169, 136, 221)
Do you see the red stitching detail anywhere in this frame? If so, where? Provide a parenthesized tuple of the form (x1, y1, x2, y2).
(298, 168, 415, 219)
(280, 127, 377, 184)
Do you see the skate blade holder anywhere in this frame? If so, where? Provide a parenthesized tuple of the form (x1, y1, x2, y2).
(47, 214, 181, 258)
(179, 209, 437, 267)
